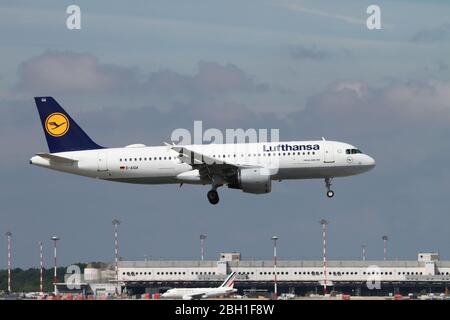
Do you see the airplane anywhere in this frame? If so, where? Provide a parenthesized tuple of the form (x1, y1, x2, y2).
(161, 272, 238, 300)
(30, 97, 376, 205)
(22, 292, 45, 299)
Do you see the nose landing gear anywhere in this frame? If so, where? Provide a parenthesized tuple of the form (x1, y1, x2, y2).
(325, 177, 334, 198)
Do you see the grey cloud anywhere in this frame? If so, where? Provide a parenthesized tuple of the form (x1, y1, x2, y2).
(305, 79, 450, 125)
(17, 51, 268, 96)
(289, 44, 331, 61)
(146, 61, 269, 96)
(17, 50, 138, 94)
(412, 24, 450, 43)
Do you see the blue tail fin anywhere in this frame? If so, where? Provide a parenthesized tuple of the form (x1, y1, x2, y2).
(34, 97, 104, 153)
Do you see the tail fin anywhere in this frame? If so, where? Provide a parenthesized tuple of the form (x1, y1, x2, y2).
(34, 97, 104, 153)
(220, 272, 237, 288)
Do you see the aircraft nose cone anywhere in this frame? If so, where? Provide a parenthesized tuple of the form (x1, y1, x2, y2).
(365, 155, 376, 168)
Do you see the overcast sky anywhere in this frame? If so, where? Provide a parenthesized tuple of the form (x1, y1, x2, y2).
(1, 0, 450, 268)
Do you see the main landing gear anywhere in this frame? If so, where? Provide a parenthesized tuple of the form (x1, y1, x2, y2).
(207, 190, 219, 205)
(325, 177, 334, 198)
(207, 175, 223, 205)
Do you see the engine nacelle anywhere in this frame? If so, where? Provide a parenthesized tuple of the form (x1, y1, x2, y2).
(229, 168, 272, 194)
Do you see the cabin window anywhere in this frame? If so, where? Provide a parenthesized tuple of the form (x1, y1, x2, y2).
(164, 157, 166, 160)
(159, 157, 162, 160)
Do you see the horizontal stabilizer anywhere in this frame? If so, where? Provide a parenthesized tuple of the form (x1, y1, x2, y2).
(36, 153, 78, 164)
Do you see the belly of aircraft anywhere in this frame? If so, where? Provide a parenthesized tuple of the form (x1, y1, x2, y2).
(274, 165, 363, 180)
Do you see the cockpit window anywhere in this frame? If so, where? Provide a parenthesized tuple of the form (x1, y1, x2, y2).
(346, 149, 362, 154)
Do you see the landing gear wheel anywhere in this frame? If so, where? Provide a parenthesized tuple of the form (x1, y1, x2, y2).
(207, 190, 220, 205)
(324, 177, 334, 198)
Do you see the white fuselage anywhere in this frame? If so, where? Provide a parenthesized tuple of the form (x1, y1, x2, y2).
(30, 140, 375, 186)
(161, 287, 237, 300)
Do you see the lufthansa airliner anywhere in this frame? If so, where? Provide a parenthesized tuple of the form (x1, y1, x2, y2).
(30, 97, 375, 205)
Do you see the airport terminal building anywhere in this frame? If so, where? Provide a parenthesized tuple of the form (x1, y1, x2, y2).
(60, 252, 450, 297)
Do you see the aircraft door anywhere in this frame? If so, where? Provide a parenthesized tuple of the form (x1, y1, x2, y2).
(323, 143, 335, 163)
(97, 151, 108, 172)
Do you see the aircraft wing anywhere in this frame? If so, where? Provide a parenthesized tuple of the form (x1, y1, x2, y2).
(35, 153, 78, 164)
(171, 145, 261, 168)
(171, 145, 262, 181)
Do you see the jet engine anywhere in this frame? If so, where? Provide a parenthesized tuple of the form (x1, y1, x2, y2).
(228, 168, 272, 194)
